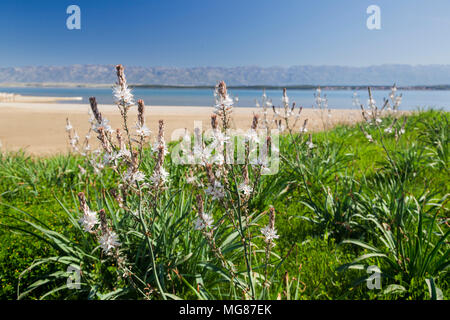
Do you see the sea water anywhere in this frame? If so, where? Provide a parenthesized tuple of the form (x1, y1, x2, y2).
(0, 86, 449, 111)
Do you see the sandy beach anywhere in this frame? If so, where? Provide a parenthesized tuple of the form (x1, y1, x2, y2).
(0, 101, 364, 155)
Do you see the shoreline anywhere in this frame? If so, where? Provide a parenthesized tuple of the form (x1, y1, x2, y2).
(2, 83, 450, 91)
(0, 102, 365, 156)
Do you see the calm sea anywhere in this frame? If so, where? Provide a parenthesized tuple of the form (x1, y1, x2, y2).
(1, 86, 449, 111)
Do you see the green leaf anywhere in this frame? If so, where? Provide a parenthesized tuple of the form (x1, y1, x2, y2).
(425, 278, 444, 300)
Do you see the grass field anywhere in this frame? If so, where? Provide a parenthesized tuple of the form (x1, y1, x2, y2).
(0, 72, 448, 300)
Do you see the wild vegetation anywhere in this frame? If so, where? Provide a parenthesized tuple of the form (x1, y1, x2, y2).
(0, 66, 448, 300)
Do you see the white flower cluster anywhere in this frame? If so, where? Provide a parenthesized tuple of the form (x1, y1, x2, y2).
(124, 168, 146, 184)
(206, 180, 225, 200)
(136, 123, 151, 137)
(65, 120, 73, 132)
(388, 84, 402, 112)
(255, 91, 273, 109)
(189, 129, 232, 166)
(194, 212, 214, 231)
(79, 208, 99, 233)
(214, 86, 234, 116)
(260, 225, 279, 243)
(113, 82, 135, 108)
(367, 98, 376, 109)
(152, 140, 169, 156)
(103, 146, 131, 166)
(70, 132, 80, 150)
(314, 87, 328, 109)
(150, 167, 169, 185)
(93, 118, 114, 134)
(238, 183, 253, 196)
(99, 230, 121, 254)
(255, 90, 273, 130)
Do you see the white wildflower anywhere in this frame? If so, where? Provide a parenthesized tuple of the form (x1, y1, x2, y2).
(65, 121, 73, 132)
(212, 131, 230, 147)
(117, 147, 131, 159)
(93, 118, 114, 134)
(238, 183, 253, 196)
(99, 231, 121, 254)
(306, 141, 315, 149)
(136, 123, 151, 137)
(103, 151, 118, 165)
(79, 209, 98, 233)
(194, 213, 214, 230)
(150, 167, 169, 185)
(206, 181, 225, 200)
(152, 141, 169, 155)
(78, 165, 87, 175)
(214, 81, 234, 115)
(69, 138, 78, 148)
(124, 169, 146, 184)
(186, 176, 196, 184)
(260, 225, 279, 243)
(113, 83, 134, 107)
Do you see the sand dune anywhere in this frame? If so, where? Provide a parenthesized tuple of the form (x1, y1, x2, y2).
(0, 102, 364, 156)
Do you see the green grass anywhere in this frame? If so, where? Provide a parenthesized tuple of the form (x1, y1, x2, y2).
(0, 109, 448, 300)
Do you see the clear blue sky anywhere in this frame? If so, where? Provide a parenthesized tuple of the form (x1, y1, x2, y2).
(1, 0, 449, 67)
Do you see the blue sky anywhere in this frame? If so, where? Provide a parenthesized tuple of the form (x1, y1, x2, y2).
(1, 0, 449, 67)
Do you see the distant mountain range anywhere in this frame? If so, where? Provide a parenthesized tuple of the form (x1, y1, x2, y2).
(1, 64, 450, 86)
